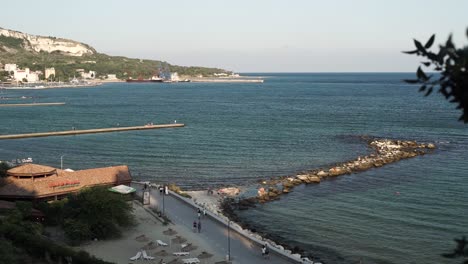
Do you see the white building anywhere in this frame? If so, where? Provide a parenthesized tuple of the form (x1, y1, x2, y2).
(214, 73, 228, 77)
(170, 72, 179, 82)
(13, 68, 39, 83)
(81, 70, 96, 79)
(45, 67, 55, 79)
(107, 74, 117, 80)
(4, 64, 17, 72)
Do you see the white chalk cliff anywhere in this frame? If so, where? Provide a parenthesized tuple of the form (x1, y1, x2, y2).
(0, 27, 96, 56)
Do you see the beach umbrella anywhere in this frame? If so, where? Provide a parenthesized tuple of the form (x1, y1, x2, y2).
(154, 250, 169, 257)
(135, 234, 149, 242)
(167, 258, 183, 264)
(163, 228, 178, 236)
(143, 241, 158, 250)
(171, 236, 187, 245)
(198, 251, 213, 259)
(198, 252, 214, 264)
(183, 244, 198, 252)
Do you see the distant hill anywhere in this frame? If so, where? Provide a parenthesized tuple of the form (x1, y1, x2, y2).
(0, 27, 230, 81)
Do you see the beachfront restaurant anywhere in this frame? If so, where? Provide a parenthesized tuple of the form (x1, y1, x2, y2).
(0, 163, 132, 201)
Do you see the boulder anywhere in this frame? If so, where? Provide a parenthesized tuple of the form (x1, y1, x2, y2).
(317, 170, 328, 177)
(297, 175, 309, 182)
(308, 176, 321, 183)
(329, 167, 347, 176)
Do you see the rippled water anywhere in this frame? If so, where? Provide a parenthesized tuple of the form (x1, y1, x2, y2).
(1, 73, 467, 263)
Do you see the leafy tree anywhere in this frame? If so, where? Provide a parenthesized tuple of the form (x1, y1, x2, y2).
(61, 186, 134, 243)
(442, 236, 468, 264)
(404, 28, 468, 123)
(405, 28, 468, 263)
(0, 162, 11, 177)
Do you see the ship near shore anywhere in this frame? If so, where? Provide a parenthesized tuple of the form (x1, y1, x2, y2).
(126, 77, 163, 83)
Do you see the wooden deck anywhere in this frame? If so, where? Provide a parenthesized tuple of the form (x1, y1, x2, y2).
(0, 124, 185, 140)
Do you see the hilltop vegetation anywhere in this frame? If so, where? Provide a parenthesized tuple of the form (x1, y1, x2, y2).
(0, 29, 230, 81)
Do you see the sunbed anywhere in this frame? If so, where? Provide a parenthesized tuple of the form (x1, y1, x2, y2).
(129, 251, 142, 261)
(142, 250, 155, 260)
(173, 252, 190, 256)
(157, 240, 169, 246)
(182, 258, 200, 264)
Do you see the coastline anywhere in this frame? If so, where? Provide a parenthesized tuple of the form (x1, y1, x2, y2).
(154, 136, 437, 262)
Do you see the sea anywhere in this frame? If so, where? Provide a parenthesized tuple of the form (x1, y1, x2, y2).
(0, 73, 467, 264)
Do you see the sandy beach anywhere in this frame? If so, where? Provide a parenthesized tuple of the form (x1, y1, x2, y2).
(78, 201, 226, 264)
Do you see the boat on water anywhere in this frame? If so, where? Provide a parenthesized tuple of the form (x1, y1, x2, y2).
(126, 78, 163, 83)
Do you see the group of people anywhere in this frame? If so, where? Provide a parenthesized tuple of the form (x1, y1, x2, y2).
(158, 185, 169, 195)
(193, 208, 207, 233)
(261, 244, 270, 259)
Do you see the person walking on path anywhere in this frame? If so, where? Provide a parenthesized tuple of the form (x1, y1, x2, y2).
(193, 221, 197, 233)
(197, 208, 201, 219)
(203, 208, 207, 217)
(262, 244, 270, 259)
(197, 220, 201, 233)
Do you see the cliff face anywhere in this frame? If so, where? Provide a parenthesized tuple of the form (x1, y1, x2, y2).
(0, 27, 96, 56)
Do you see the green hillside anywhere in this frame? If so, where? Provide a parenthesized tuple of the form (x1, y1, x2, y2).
(0, 35, 230, 81)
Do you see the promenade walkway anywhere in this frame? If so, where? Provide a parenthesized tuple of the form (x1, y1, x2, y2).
(141, 187, 297, 264)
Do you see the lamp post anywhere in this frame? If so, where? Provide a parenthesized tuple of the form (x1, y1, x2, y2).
(162, 185, 165, 216)
(227, 220, 231, 261)
(60, 155, 66, 170)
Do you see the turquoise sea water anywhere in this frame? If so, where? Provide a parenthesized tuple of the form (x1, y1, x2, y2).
(0, 73, 467, 263)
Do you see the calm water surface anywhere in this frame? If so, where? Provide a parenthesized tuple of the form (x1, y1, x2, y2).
(0, 73, 466, 263)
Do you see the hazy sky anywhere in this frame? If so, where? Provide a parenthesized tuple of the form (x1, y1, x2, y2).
(1, 0, 467, 72)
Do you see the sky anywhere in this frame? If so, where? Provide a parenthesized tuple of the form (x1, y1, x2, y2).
(1, 0, 467, 72)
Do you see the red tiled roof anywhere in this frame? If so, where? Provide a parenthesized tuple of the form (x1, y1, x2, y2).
(7, 164, 57, 177)
(0, 164, 132, 199)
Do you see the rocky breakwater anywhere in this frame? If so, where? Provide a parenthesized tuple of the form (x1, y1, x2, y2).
(220, 138, 436, 211)
(219, 138, 436, 259)
(253, 138, 436, 203)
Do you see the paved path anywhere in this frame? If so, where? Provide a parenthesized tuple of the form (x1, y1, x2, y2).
(145, 188, 295, 264)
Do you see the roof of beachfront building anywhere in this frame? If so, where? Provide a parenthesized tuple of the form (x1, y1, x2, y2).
(0, 164, 132, 199)
(7, 163, 57, 177)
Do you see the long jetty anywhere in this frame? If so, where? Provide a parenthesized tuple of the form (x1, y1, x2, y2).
(0, 102, 66, 107)
(0, 123, 185, 140)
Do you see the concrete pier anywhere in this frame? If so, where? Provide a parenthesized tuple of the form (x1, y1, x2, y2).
(0, 102, 66, 107)
(0, 123, 185, 140)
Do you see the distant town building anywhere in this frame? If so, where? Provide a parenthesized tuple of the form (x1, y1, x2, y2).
(170, 72, 180, 82)
(4, 64, 17, 72)
(107, 74, 117, 80)
(45, 67, 56, 79)
(214, 73, 228, 77)
(80, 70, 96, 79)
(13, 68, 40, 83)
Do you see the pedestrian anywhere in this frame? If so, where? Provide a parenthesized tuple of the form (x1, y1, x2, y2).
(193, 221, 197, 232)
(165, 185, 169, 195)
(262, 244, 270, 259)
(203, 208, 207, 217)
(159, 186, 163, 195)
(197, 208, 201, 219)
(197, 220, 201, 233)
